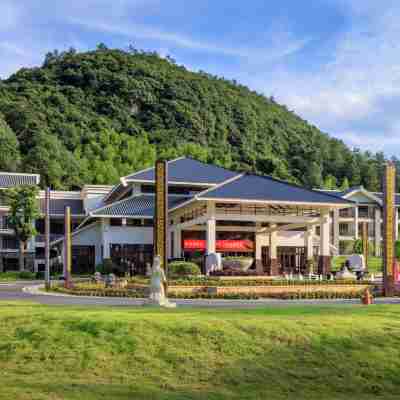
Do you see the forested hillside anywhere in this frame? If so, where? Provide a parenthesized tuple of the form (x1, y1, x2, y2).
(0, 46, 394, 190)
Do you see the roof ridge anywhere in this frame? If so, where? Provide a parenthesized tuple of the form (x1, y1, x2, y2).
(89, 193, 144, 216)
(242, 172, 355, 204)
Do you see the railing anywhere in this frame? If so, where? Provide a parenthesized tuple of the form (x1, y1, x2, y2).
(35, 234, 64, 243)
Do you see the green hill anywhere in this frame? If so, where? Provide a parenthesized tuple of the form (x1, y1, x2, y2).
(0, 46, 388, 190)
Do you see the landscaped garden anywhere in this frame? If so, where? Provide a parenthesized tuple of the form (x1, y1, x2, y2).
(0, 271, 37, 281)
(1, 302, 400, 399)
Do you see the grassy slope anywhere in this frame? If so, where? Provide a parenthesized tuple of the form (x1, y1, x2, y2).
(1, 303, 400, 400)
(332, 256, 382, 273)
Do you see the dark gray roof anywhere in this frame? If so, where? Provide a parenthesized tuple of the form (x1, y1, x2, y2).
(319, 187, 400, 206)
(40, 198, 85, 216)
(91, 195, 192, 217)
(198, 174, 354, 205)
(0, 173, 39, 188)
(124, 157, 238, 185)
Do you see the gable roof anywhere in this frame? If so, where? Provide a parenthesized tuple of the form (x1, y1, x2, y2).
(318, 186, 400, 205)
(196, 174, 354, 206)
(0, 172, 40, 188)
(90, 194, 193, 218)
(123, 157, 239, 186)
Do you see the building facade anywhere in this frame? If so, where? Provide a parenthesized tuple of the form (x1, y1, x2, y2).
(6, 160, 392, 276)
(53, 158, 353, 275)
(319, 187, 400, 257)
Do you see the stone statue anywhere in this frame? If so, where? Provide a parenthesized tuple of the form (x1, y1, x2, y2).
(105, 273, 117, 288)
(93, 271, 103, 285)
(146, 255, 176, 308)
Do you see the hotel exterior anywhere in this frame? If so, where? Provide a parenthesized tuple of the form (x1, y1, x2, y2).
(1, 158, 394, 275)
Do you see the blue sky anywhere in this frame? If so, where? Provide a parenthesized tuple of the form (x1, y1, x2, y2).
(0, 0, 399, 156)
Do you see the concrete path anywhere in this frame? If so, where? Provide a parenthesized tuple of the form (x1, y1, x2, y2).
(1, 281, 400, 308)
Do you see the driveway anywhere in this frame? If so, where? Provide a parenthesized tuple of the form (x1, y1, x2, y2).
(1, 281, 400, 308)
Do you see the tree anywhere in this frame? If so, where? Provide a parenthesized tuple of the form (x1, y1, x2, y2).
(340, 177, 350, 191)
(5, 185, 40, 271)
(0, 114, 20, 171)
(323, 174, 337, 190)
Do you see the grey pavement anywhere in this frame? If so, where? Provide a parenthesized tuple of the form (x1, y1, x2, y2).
(1, 281, 400, 308)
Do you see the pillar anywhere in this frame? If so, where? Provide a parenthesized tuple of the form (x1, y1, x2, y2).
(173, 229, 182, 258)
(269, 224, 279, 275)
(318, 210, 331, 275)
(375, 208, 382, 257)
(206, 218, 216, 254)
(255, 222, 264, 274)
(305, 228, 314, 273)
(206, 203, 216, 255)
(332, 209, 339, 255)
(396, 207, 399, 240)
(102, 218, 110, 259)
(354, 205, 359, 239)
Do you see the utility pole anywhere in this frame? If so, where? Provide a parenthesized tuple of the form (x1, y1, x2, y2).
(64, 206, 72, 289)
(44, 187, 51, 290)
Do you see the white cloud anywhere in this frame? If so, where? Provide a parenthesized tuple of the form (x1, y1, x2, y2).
(69, 17, 310, 62)
(245, 2, 400, 155)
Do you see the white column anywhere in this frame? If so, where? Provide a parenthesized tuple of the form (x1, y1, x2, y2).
(206, 218, 216, 254)
(269, 225, 277, 259)
(305, 228, 314, 260)
(255, 222, 262, 261)
(375, 208, 381, 257)
(173, 229, 182, 258)
(320, 210, 330, 257)
(354, 205, 359, 239)
(102, 218, 110, 259)
(206, 203, 216, 254)
(332, 209, 339, 255)
(396, 207, 399, 240)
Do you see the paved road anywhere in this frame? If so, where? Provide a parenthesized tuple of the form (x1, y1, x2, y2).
(2, 281, 400, 308)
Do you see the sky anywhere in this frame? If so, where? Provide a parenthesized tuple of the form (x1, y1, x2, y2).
(0, 0, 399, 156)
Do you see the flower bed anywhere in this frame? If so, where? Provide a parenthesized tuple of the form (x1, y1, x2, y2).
(50, 281, 378, 300)
(127, 277, 373, 288)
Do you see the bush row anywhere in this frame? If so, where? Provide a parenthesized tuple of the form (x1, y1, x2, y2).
(52, 286, 368, 300)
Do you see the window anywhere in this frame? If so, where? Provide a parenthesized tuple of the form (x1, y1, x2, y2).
(126, 219, 142, 227)
(3, 238, 19, 249)
(110, 219, 122, 226)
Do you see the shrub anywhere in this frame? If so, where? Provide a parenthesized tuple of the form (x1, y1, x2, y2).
(168, 261, 201, 277)
(96, 259, 126, 277)
(18, 271, 36, 280)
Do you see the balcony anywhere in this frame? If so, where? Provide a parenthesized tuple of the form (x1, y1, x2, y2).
(35, 234, 64, 244)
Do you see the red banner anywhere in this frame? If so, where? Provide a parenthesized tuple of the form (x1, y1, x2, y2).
(183, 239, 254, 251)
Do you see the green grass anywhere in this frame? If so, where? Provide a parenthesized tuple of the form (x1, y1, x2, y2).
(0, 271, 36, 281)
(332, 256, 382, 273)
(1, 303, 400, 399)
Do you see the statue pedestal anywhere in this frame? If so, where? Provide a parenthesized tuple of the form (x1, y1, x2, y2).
(144, 298, 177, 308)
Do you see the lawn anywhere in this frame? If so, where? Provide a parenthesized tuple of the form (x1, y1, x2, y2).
(0, 303, 400, 400)
(332, 255, 382, 273)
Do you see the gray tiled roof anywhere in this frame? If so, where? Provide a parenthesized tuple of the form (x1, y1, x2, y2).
(124, 157, 238, 185)
(91, 195, 192, 217)
(39, 198, 85, 216)
(0, 173, 39, 188)
(198, 174, 354, 205)
(319, 187, 400, 205)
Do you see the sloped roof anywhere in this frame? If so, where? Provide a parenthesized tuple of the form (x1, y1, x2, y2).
(91, 194, 192, 218)
(39, 198, 85, 216)
(197, 174, 354, 205)
(124, 157, 238, 185)
(319, 187, 400, 205)
(0, 172, 40, 188)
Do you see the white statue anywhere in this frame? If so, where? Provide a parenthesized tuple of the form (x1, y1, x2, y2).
(146, 255, 176, 308)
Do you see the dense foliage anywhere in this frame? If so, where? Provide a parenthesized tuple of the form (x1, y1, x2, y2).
(0, 46, 396, 190)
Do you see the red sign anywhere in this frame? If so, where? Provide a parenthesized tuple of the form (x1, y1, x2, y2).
(183, 239, 253, 252)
